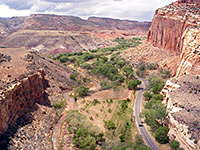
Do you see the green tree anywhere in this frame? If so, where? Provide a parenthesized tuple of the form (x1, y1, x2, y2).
(169, 140, 180, 150)
(70, 74, 76, 80)
(75, 86, 89, 97)
(143, 92, 152, 101)
(148, 77, 164, 94)
(152, 94, 164, 101)
(127, 79, 142, 90)
(104, 120, 116, 130)
(122, 66, 134, 77)
(154, 127, 170, 144)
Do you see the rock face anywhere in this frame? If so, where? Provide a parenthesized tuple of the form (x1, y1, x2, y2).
(161, 75, 200, 150)
(147, 1, 200, 149)
(147, 0, 200, 55)
(0, 70, 45, 135)
(0, 48, 76, 149)
(176, 26, 200, 77)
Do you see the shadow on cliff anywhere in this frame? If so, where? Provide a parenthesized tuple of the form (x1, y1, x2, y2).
(0, 79, 51, 150)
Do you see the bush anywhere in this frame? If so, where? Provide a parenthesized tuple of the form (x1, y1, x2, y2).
(148, 77, 164, 94)
(170, 140, 180, 150)
(70, 74, 76, 80)
(66, 111, 105, 150)
(152, 94, 164, 101)
(143, 92, 152, 101)
(108, 108, 112, 113)
(154, 127, 170, 144)
(122, 66, 134, 77)
(80, 63, 92, 69)
(75, 86, 89, 97)
(52, 98, 66, 109)
(104, 120, 116, 130)
(127, 79, 142, 90)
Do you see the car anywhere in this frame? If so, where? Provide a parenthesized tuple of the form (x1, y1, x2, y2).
(139, 124, 143, 127)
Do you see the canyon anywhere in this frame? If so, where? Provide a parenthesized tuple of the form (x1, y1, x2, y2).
(0, 0, 199, 149)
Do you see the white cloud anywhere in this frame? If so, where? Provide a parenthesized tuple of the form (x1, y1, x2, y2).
(0, 0, 177, 21)
(0, 4, 30, 17)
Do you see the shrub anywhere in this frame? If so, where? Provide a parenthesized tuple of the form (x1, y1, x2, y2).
(148, 77, 164, 94)
(52, 98, 66, 109)
(70, 74, 76, 80)
(143, 92, 152, 101)
(154, 127, 170, 144)
(75, 86, 89, 97)
(127, 79, 142, 90)
(169, 140, 180, 150)
(152, 94, 164, 101)
(104, 120, 116, 130)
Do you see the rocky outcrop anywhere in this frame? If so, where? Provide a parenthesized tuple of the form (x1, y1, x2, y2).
(0, 70, 45, 135)
(147, 1, 200, 55)
(147, 1, 200, 149)
(161, 75, 200, 150)
(0, 48, 76, 149)
(176, 26, 200, 77)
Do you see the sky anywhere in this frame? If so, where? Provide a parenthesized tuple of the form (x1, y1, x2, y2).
(0, 0, 176, 21)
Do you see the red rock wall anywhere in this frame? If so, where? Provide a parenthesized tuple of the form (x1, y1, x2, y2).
(178, 0, 200, 5)
(0, 70, 45, 135)
(147, 12, 189, 55)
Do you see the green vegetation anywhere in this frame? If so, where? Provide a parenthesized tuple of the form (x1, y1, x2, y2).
(141, 76, 169, 144)
(104, 120, 116, 130)
(75, 86, 89, 97)
(127, 79, 142, 90)
(52, 98, 66, 109)
(169, 140, 181, 150)
(122, 66, 134, 78)
(148, 76, 165, 94)
(70, 74, 76, 80)
(114, 37, 142, 49)
(154, 127, 170, 144)
(143, 92, 152, 101)
(66, 111, 105, 150)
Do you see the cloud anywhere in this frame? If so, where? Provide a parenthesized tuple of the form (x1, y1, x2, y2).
(0, 0, 177, 21)
(0, 0, 36, 10)
(41, 0, 91, 3)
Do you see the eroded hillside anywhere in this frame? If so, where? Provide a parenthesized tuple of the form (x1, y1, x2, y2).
(0, 48, 76, 149)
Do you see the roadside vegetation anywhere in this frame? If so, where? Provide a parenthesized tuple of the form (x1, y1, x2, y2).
(50, 36, 174, 149)
(141, 76, 169, 144)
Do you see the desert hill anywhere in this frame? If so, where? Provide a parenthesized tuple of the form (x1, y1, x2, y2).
(0, 15, 151, 55)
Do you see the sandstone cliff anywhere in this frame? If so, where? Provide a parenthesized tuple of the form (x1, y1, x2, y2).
(147, 1, 200, 149)
(147, 0, 200, 77)
(0, 70, 45, 134)
(161, 75, 200, 150)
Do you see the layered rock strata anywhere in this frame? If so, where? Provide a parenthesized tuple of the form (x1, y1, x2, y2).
(162, 75, 200, 150)
(148, 1, 200, 149)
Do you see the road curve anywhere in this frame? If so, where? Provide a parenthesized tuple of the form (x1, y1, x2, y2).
(134, 78, 159, 150)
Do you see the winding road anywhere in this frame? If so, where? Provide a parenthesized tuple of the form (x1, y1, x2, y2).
(134, 78, 159, 150)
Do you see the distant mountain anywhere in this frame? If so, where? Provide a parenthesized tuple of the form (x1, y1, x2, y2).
(0, 14, 151, 36)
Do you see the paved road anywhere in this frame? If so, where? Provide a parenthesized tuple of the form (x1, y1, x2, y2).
(134, 78, 159, 150)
